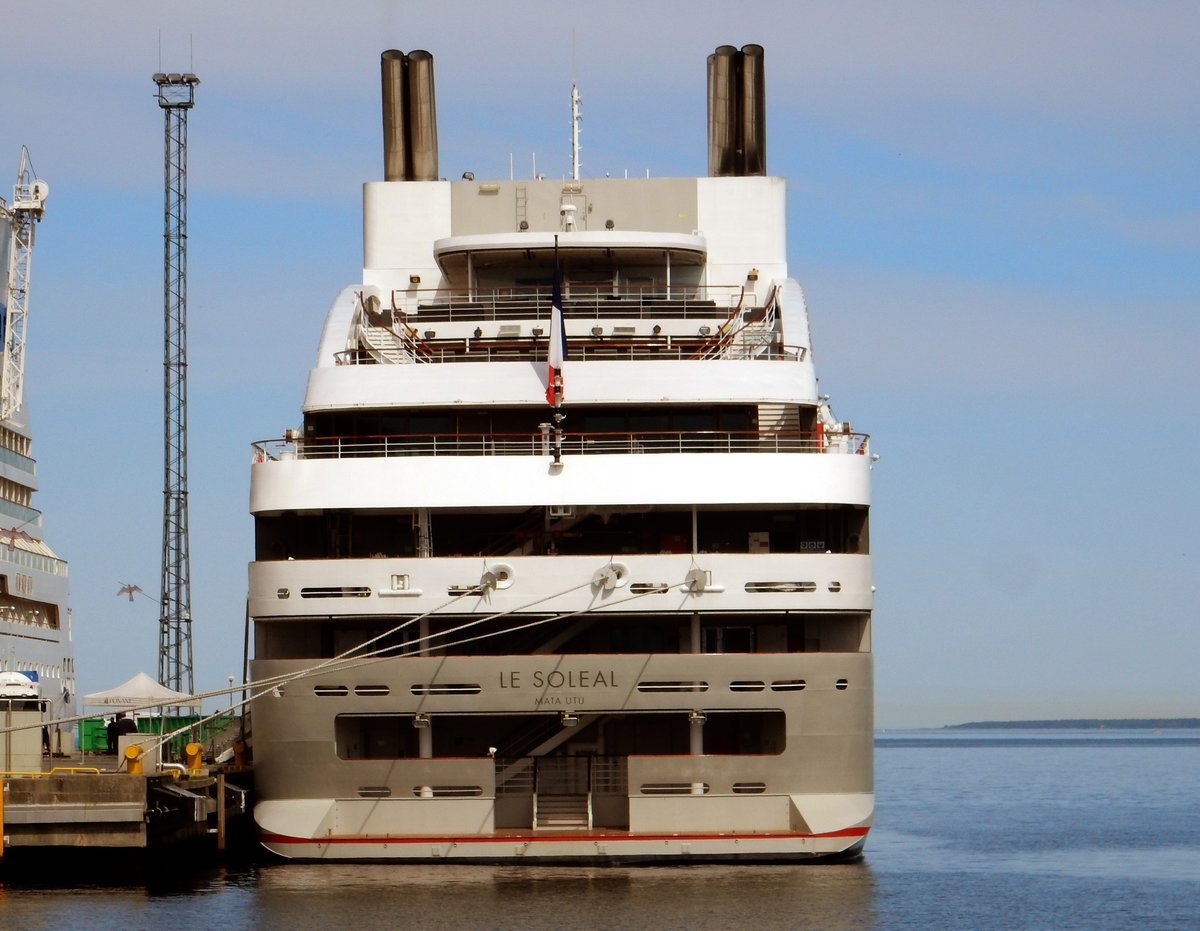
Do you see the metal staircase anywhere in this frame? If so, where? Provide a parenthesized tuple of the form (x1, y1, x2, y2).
(357, 320, 433, 364)
(534, 794, 591, 830)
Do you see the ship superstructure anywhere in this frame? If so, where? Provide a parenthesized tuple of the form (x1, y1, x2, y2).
(248, 46, 873, 862)
(0, 148, 75, 755)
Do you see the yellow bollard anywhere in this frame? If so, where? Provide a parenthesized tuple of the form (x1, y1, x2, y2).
(124, 744, 144, 775)
(185, 742, 203, 775)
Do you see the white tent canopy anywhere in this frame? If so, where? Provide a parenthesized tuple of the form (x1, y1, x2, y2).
(82, 671, 200, 709)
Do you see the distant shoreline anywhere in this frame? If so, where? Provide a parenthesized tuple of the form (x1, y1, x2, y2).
(945, 718, 1199, 730)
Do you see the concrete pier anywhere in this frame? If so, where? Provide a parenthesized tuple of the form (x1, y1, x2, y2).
(1, 764, 252, 860)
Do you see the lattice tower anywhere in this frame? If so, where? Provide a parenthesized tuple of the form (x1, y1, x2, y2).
(153, 71, 199, 701)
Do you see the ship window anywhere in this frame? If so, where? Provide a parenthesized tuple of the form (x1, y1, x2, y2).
(354, 685, 391, 696)
(410, 414, 453, 435)
(299, 587, 372, 599)
(629, 413, 670, 433)
(836, 679, 849, 690)
(770, 680, 806, 691)
(357, 786, 392, 798)
(629, 582, 669, 594)
(744, 581, 817, 593)
(639, 783, 709, 795)
(583, 414, 625, 434)
(728, 680, 765, 692)
(410, 683, 482, 695)
(636, 681, 709, 693)
(313, 685, 349, 697)
(335, 714, 420, 759)
(411, 785, 483, 798)
(674, 413, 709, 432)
(701, 626, 754, 653)
(731, 782, 767, 794)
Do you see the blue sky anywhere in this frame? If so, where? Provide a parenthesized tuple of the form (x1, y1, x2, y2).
(1, 1, 1196, 728)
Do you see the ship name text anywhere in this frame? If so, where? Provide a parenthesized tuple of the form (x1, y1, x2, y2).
(499, 669, 618, 690)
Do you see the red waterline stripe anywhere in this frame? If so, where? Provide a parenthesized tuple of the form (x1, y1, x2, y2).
(261, 827, 870, 846)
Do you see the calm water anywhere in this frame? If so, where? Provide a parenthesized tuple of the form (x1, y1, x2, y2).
(2, 731, 1197, 929)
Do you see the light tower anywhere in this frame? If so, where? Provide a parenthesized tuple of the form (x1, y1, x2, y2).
(153, 71, 199, 700)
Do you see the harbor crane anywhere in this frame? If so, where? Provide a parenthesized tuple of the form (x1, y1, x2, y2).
(0, 147, 48, 421)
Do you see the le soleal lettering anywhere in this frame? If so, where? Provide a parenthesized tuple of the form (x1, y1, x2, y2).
(499, 669, 618, 689)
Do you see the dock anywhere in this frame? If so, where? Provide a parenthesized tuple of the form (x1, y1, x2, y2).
(1, 706, 254, 868)
(2, 766, 250, 851)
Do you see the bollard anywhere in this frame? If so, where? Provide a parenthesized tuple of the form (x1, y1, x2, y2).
(185, 742, 203, 775)
(233, 738, 246, 767)
(124, 744, 144, 775)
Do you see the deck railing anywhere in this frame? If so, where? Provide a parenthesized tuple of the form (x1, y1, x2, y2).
(401, 284, 743, 322)
(335, 337, 806, 365)
(252, 429, 870, 462)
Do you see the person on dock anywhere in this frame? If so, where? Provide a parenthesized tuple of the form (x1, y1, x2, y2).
(110, 712, 137, 752)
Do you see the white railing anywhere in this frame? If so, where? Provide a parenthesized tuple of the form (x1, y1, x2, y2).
(402, 284, 744, 321)
(336, 336, 805, 365)
(253, 429, 870, 462)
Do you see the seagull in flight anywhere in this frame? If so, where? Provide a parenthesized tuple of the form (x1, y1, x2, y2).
(117, 583, 145, 602)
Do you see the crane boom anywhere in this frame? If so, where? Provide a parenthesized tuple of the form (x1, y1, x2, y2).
(0, 147, 49, 422)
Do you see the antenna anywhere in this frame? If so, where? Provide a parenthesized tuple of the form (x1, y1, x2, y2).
(152, 70, 200, 705)
(570, 83, 581, 181)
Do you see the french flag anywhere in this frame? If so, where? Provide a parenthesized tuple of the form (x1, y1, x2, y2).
(546, 263, 566, 406)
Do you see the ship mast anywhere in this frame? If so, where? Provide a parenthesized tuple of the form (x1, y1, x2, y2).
(570, 83, 581, 181)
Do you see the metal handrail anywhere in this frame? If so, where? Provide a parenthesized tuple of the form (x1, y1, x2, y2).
(336, 338, 806, 365)
(401, 284, 743, 321)
(252, 429, 870, 461)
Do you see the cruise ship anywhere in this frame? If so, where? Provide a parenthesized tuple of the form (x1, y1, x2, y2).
(0, 149, 76, 755)
(248, 46, 874, 862)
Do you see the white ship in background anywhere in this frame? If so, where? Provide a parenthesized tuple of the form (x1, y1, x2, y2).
(0, 148, 76, 752)
(248, 45, 874, 862)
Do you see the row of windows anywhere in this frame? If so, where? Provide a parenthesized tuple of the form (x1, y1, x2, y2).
(257, 505, 868, 561)
(335, 710, 786, 760)
(308, 677, 853, 697)
(257, 612, 870, 659)
(0, 657, 70, 683)
(304, 404, 799, 441)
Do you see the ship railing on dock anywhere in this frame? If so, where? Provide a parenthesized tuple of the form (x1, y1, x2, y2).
(252, 429, 870, 462)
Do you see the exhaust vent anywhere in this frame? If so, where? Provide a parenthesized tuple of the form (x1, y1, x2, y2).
(707, 44, 766, 177)
(381, 49, 439, 181)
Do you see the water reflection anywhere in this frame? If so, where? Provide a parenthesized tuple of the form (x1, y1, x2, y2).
(251, 861, 879, 930)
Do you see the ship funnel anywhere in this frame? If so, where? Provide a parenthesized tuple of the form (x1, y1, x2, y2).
(381, 50, 408, 181)
(707, 44, 766, 177)
(380, 49, 439, 181)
